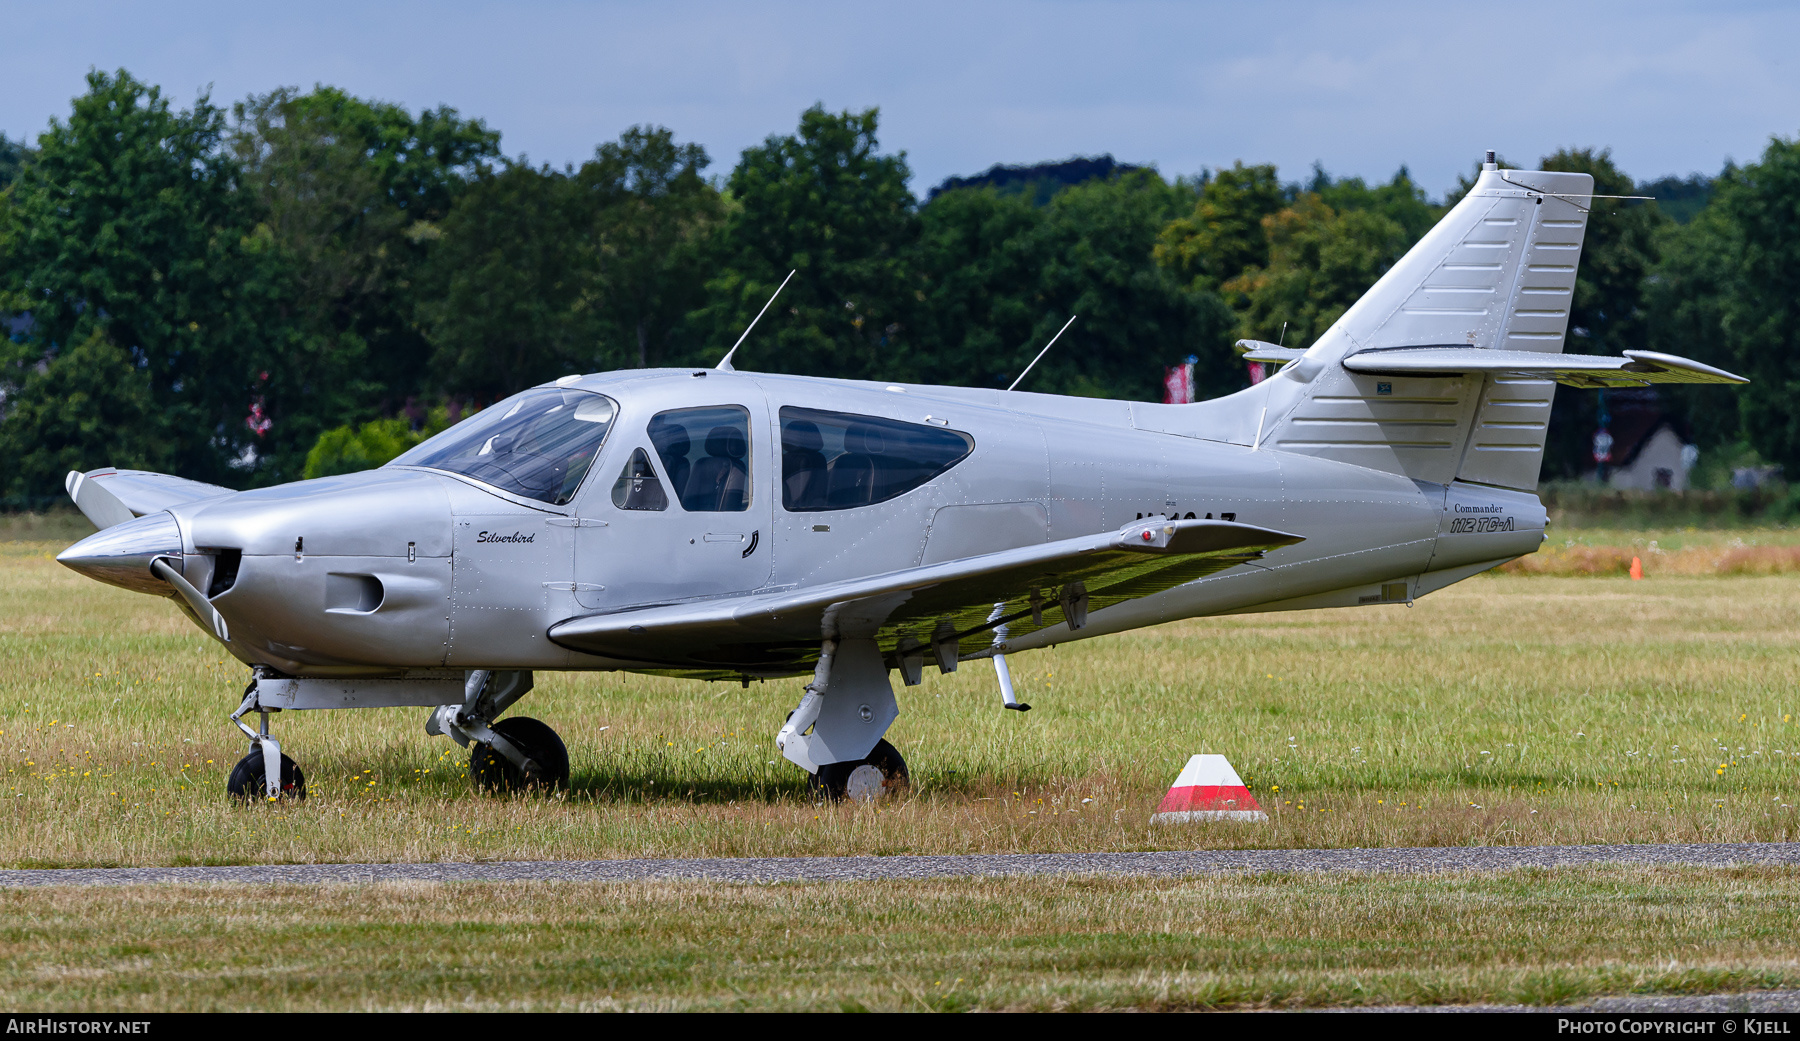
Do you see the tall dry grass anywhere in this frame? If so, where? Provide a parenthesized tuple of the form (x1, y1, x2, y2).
(1501, 540, 1800, 576)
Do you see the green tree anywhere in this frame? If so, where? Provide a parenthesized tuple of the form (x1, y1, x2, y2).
(1221, 193, 1411, 350)
(1308, 165, 1442, 242)
(1538, 147, 1670, 479)
(0, 327, 173, 504)
(0, 133, 32, 189)
(702, 106, 920, 380)
(230, 87, 500, 477)
(2, 70, 264, 489)
(908, 186, 1049, 387)
(1698, 137, 1800, 475)
(417, 125, 723, 405)
(417, 162, 593, 401)
(303, 407, 453, 479)
(1030, 170, 1234, 399)
(911, 170, 1234, 400)
(580, 126, 723, 368)
(1153, 162, 1286, 292)
(1638, 173, 1715, 225)
(1643, 179, 1744, 456)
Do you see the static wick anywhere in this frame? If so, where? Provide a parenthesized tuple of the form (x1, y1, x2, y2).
(716, 269, 796, 372)
(1007, 315, 1079, 392)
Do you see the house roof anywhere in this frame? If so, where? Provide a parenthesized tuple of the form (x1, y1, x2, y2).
(1604, 390, 1689, 470)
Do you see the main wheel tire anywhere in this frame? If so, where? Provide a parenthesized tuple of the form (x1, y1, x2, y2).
(226, 750, 306, 802)
(470, 716, 570, 793)
(810, 739, 909, 803)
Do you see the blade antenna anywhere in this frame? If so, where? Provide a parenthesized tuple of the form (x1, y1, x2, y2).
(1006, 315, 1078, 392)
(717, 269, 796, 372)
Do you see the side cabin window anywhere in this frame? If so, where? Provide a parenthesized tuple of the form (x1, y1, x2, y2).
(610, 448, 668, 511)
(647, 405, 751, 512)
(780, 407, 974, 512)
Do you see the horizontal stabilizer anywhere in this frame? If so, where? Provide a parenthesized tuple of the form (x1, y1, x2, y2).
(65, 469, 235, 529)
(550, 518, 1303, 673)
(1234, 339, 1306, 364)
(1342, 347, 1747, 388)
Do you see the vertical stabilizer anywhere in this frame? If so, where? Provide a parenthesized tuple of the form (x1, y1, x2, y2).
(1246, 164, 1594, 490)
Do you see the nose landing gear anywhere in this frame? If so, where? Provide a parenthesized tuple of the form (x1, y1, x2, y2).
(226, 748, 306, 801)
(227, 676, 305, 802)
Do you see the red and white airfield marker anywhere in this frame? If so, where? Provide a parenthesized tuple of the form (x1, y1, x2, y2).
(1151, 754, 1267, 823)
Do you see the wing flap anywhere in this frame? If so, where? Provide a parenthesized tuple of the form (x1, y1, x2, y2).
(1342, 347, 1747, 388)
(549, 518, 1302, 672)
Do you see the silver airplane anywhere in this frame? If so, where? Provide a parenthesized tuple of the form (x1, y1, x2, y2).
(56, 157, 1745, 802)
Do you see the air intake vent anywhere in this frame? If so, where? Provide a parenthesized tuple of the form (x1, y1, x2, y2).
(207, 549, 242, 598)
(325, 573, 384, 614)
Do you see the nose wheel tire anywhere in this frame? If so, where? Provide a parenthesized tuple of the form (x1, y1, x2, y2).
(810, 739, 908, 802)
(226, 750, 306, 802)
(470, 716, 570, 793)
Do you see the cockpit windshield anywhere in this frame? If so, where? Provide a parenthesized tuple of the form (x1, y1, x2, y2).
(389, 387, 619, 505)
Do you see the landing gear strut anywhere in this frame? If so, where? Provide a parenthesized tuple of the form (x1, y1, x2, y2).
(426, 670, 569, 792)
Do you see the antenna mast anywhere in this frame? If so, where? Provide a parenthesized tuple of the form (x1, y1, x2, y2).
(1006, 315, 1078, 392)
(716, 269, 796, 372)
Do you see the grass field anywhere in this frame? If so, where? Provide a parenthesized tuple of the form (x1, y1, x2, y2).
(7, 523, 1800, 1010)
(3, 529, 1798, 867)
(6, 866, 1800, 1011)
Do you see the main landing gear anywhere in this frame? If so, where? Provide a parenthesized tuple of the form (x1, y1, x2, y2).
(777, 638, 910, 802)
(465, 716, 570, 792)
(427, 670, 570, 793)
(775, 638, 1029, 801)
(808, 739, 909, 802)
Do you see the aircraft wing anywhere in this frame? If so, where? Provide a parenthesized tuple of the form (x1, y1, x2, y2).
(548, 518, 1302, 674)
(66, 469, 236, 530)
(1342, 347, 1746, 388)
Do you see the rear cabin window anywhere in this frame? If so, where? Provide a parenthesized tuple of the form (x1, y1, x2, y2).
(780, 407, 974, 512)
(648, 405, 752, 512)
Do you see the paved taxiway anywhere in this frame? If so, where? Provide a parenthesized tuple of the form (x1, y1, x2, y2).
(4, 841, 1798, 887)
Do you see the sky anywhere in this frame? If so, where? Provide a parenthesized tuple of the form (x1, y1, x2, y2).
(4, 1, 1796, 200)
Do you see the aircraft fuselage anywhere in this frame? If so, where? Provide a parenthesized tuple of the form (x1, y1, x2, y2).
(71, 367, 1545, 680)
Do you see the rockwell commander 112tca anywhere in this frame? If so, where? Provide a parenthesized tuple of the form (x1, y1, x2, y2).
(56, 154, 1745, 801)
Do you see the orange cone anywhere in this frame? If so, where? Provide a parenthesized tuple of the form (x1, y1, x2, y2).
(1630, 556, 1643, 580)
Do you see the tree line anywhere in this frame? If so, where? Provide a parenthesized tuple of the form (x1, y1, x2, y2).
(3, 69, 1798, 505)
